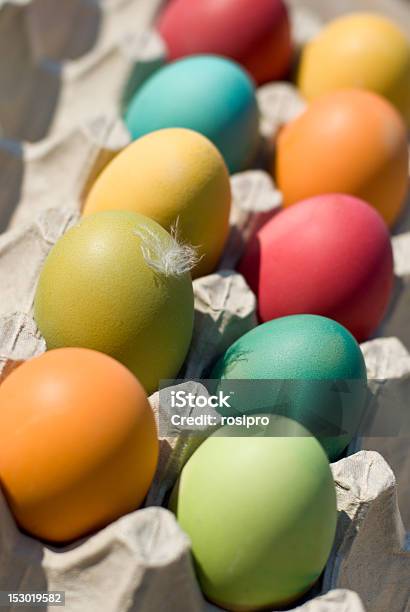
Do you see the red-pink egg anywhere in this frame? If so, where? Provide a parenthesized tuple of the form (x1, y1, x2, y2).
(157, 0, 292, 85)
(239, 194, 394, 341)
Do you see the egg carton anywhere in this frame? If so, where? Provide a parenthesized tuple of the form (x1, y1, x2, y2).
(0, 414, 407, 612)
(0, 0, 167, 231)
(0, 0, 410, 610)
(0, 0, 167, 143)
(1, 174, 410, 611)
(288, 0, 410, 28)
(0, 274, 409, 612)
(1, 410, 406, 612)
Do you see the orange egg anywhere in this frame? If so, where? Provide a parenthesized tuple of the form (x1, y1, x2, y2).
(275, 89, 408, 227)
(0, 348, 158, 543)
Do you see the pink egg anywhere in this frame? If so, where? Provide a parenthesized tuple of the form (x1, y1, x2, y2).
(239, 194, 394, 341)
(157, 0, 292, 85)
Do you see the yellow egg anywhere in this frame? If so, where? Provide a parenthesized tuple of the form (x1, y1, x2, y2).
(298, 13, 410, 123)
(83, 128, 231, 278)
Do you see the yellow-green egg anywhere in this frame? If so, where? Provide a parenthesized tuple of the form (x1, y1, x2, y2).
(34, 211, 194, 395)
(83, 128, 231, 278)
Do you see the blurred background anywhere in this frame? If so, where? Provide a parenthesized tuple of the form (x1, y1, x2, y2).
(0, 0, 409, 143)
(0, 0, 409, 231)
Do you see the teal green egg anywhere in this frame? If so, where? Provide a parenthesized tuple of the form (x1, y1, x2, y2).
(211, 314, 367, 460)
(124, 55, 260, 174)
(170, 417, 337, 610)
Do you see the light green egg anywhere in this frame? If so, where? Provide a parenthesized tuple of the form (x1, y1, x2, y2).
(170, 416, 337, 610)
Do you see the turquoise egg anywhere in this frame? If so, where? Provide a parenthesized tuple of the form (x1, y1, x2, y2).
(124, 55, 260, 173)
(211, 314, 368, 460)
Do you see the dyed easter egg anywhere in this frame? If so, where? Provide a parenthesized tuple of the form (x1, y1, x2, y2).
(298, 13, 410, 123)
(239, 194, 394, 341)
(83, 129, 231, 278)
(170, 417, 337, 609)
(157, 0, 292, 85)
(34, 211, 194, 395)
(0, 348, 158, 543)
(124, 55, 260, 173)
(275, 89, 408, 227)
(211, 315, 367, 460)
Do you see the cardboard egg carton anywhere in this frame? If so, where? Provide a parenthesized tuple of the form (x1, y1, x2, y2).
(378, 231, 410, 351)
(0, 0, 166, 143)
(1, 174, 410, 611)
(0, 430, 407, 611)
(0, 0, 410, 610)
(0, 251, 409, 612)
(0, 0, 167, 231)
(288, 0, 410, 31)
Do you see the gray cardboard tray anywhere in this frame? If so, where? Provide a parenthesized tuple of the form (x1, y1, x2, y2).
(0, 1, 409, 611)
